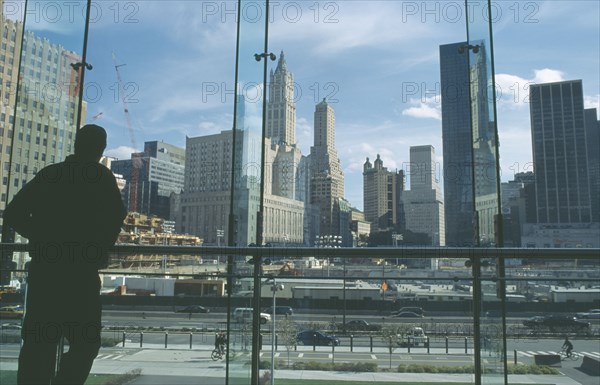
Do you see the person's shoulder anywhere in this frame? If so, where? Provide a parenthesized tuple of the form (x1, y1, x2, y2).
(34, 162, 66, 181)
(95, 162, 114, 176)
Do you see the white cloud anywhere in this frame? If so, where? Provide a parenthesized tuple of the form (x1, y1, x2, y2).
(496, 69, 565, 109)
(584, 95, 600, 111)
(532, 69, 565, 84)
(105, 146, 137, 160)
(402, 104, 441, 120)
(401, 96, 442, 120)
(296, 117, 312, 153)
(269, 1, 446, 57)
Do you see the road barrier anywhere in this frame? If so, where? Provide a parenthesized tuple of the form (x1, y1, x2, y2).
(581, 355, 600, 376)
(110, 330, 483, 354)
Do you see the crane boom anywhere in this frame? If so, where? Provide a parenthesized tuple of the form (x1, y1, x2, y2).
(113, 53, 139, 213)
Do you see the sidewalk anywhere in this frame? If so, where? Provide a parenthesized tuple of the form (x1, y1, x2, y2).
(102, 348, 584, 384)
(0, 345, 586, 384)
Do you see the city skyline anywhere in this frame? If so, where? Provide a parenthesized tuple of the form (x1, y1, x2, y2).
(2, 1, 599, 212)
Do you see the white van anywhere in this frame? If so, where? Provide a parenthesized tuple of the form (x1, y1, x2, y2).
(398, 327, 428, 347)
(233, 308, 271, 324)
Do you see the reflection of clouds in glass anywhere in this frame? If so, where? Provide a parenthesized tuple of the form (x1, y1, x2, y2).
(240, 82, 264, 134)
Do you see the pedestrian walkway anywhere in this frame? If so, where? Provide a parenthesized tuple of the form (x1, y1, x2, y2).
(517, 350, 600, 358)
(95, 353, 127, 360)
(0, 347, 586, 384)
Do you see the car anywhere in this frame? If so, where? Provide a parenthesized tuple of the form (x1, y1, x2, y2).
(523, 315, 591, 332)
(398, 326, 427, 347)
(392, 311, 423, 318)
(391, 307, 425, 317)
(0, 323, 22, 331)
(296, 330, 340, 346)
(264, 306, 293, 316)
(233, 308, 271, 324)
(343, 319, 381, 332)
(576, 309, 600, 319)
(484, 310, 502, 318)
(176, 305, 210, 313)
(0, 305, 24, 319)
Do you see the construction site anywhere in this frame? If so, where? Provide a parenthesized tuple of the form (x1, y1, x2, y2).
(108, 212, 205, 272)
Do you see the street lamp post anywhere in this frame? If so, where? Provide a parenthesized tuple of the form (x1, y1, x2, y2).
(216, 229, 224, 271)
(267, 278, 284, 385)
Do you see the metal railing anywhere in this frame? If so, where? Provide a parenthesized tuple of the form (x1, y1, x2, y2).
(1, 243, 598, 385)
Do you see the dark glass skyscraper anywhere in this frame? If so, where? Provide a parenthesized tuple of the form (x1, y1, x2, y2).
(440, 42, 475, 246)
(440, 41, 497, 246)
(529, 80, 594, 223)
(584, 108, 599, 223)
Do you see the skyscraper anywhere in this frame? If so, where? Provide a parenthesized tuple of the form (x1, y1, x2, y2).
(402, 146, 445, 246)
(0, 16, 85, 227)
(178, 130, 234, 244)
(111, 140, 185, 219)
(584, 108, 599, 223)
(363, 154, 404, 233)
(309, 99, 344, 237)
(440, 42, 474, 246)
(529, 80, 593, 223)
(440, 41, 497, 246)
(1, 13, 87, 279)
(266, 51, 296, 146)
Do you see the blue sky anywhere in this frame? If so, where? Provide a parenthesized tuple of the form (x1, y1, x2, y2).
(13, 0, 600, 211)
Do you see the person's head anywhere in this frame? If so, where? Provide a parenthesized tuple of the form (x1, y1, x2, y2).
(74, 124, 107, 161)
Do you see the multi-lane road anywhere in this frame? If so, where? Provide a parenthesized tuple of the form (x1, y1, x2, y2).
(2, 309, 599, 385)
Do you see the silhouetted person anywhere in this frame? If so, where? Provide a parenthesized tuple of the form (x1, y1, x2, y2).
(215, 331, 226, 355)
(562, 336, 573, 358)
(4, 124, 126, 384)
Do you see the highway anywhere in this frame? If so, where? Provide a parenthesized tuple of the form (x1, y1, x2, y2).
(100, 309, 600, 337)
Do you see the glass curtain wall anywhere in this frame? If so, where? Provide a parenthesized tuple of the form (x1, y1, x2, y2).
(3, 2, 597, 385)
(231, 1, 270, 383)
(464, 0, 505, 383)
(0, 0, 87, 284)
(0, 0, 89, 380)
(83, 2, 239, 384)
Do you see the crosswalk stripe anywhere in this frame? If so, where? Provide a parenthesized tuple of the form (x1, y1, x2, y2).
(274, 353, 280, 358)
(100, 354, 114, 360)
(112, 355, 124, 360)
(298, 353, 304, 358)
(582, 352, 600, 358)
(371, 354, 377, 360)
(519, 350, 600, 358)
(328, 354, 332, 359)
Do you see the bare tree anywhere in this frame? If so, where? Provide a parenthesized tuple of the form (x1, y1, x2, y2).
(277, 315, 298, 367)
(380, 325, 400, 369)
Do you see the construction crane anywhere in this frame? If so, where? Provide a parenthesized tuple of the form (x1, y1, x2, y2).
(113, 53, 140, 213)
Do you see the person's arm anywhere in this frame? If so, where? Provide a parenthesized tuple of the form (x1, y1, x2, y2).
(3, 176, 41, 239)
(99, 168, 127, 246)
